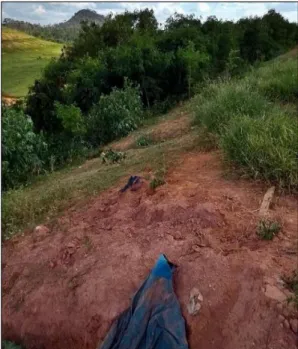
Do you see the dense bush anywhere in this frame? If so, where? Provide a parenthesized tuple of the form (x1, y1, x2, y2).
(55, 102, 86, 135)
(2, 105, 47, 190)
(86, 80, 143, 145)
(220, 113, 298, 189)
(26, 9, 297, 135)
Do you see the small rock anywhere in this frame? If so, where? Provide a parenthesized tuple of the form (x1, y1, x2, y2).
(276, 303, 283, 312)
(173, 231, 183, 240)
(284, 319, 290, 329)
(187, 287, 203, 316)
(34, 225, 50, 236)
(290, 318, 298, 334)
(192, 245, 201, 253)
(49, 261, 56, 269)
(264, 284, 287, 302)
(283, 307, 290, 318)
(278, 314, 285, 322)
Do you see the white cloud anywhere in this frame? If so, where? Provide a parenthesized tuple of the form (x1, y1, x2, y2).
(198, 3, 210, 13)
(34, 5, 46, 15)
(283, 10, 298, 23)
(71, 2, 96, 10)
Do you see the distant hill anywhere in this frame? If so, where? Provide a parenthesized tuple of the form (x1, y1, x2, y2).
(2, 27, 62, 97)
(2, 9, 106, 43)
(60, 9, 105, 28)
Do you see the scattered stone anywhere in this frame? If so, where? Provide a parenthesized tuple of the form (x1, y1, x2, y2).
(289, 318, 298, 334)
(284, 319, 290, 329)
(187, 287, 203, 316)
(276, 303, 283, 312)
(172, 231, 183, 240)
(264, 284, 287, 302)
(278, 314, 285, 322)
(49, 261, 57, 269)
(34, 225, 50, 236)
(283, 307, 290, 318)
(192, 245, 201, 253)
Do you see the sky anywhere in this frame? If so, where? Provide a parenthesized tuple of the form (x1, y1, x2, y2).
(2, 2, 297, 25)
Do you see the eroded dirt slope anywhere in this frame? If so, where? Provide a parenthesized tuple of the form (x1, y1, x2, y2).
(2, 151, 298, 349)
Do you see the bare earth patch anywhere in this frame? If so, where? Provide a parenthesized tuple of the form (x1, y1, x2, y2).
(2, 151, 297, 349)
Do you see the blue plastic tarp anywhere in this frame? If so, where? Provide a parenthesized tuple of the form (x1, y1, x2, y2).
(100, 254, 189, 349)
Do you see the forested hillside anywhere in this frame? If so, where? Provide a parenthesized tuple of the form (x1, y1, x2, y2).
(2, 8, 297, 192)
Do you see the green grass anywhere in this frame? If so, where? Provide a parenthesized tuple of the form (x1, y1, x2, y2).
(192, 79, 273, 134)
(193, 53, 298, 191)
(220, 113, 298, 189)
(2, 131, 198, 239)
(246, 56, 298, 103)
(2, 27, 62, 97)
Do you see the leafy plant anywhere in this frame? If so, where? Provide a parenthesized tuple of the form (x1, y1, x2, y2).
(2, 105, 48, 190)
(256, 219, 281, 240)
(55, 102, 86, 135)
(136, 135, 153, 147)
(86, 79, 143, 146)
(101, 149, 126, 164)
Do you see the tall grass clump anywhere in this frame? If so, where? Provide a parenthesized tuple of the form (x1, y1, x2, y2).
(246, 57, 298, 103)
(220, 113, 298, 190)
(193, 79, 272, 134)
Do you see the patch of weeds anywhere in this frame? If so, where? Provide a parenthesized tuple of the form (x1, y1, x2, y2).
(256, 219, 281, 240)
(101, 149, 126, 164)
(150, 168, 166, 190)
(83, 236, 92, 251)
(136, 135, 154, 147)
(150, 177, 165, 190)
(2, 341, 23, 349)
(283, 271, 298, 309)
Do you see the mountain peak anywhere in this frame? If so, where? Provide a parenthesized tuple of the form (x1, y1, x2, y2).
(64, 9, 105, 26)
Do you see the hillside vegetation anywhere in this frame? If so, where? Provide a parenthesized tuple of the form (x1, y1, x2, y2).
(2, 49, 298, 240)
(2, 9, 298, 239)
(2, 27, 62, 97)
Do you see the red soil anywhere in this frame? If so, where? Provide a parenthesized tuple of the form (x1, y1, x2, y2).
(2, 151, 297, 349)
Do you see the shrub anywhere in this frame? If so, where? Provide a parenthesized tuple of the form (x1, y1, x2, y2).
(55, 102, 86, 135)
(256, 219, 281, 240)
(194, 79, 272, 134)
(86, 80, 143, 146)
(220, 113, 298, 189)
(101, 149, 126, 164)
(2, 105, 48, 190)
(136, 135, 153, 147)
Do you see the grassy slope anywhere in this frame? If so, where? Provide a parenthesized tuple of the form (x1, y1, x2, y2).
(2, 50, 297, 240)
(1, 27, 62, 97)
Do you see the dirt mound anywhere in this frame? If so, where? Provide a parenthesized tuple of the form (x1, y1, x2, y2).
(2, 152, 297, 349)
